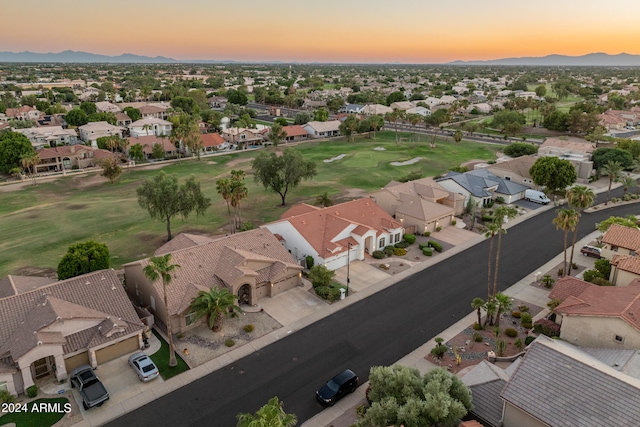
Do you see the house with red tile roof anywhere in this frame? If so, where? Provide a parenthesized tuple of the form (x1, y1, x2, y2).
(282, 125, 309, 143)
(36, 145, 117, 172)
(548, 276, 593, 302)
(0, 269, 144, 396)
(199, 133, 228, 152)
(601, 223, 640, 259)
(610, 254, 640, 286)
(553, 281, 640, 349)
(125, 135, 176, 159)
(123, 230, 303, 335)
(261, 198, 404, 270)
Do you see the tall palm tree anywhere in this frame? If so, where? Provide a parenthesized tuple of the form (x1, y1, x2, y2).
(236, 396, 297, 427)
(491, 206, 518, 297)
(484, 221, 500, 300)
(471, 297, 485, 328)
(384, 108, 403, 146)
(566, 186, 595, 273)
(188, 287, 241, 332)
(600, 160, 624, 205)
(493, 292, 512, 327)
(315, 192, 333, 208)
(216, 178, 233, 217)
(143, 254, 180, 367)
(230, 170, 248, 232)
(483, 298, 497, 327)
(20, 152, 41, 186)
(553, 208, 578, 276)
(620, 174, 637, 195)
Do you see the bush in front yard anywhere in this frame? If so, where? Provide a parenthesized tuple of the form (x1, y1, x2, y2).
(419, 242, 429, 249)
(308, 265, 335, 288)
(383, 246, 394, 256)
(305, 255, 314, 269)
(505, 328, 518, 337)
(393, 247, 407, 256)
(314, 285, 342, 302)
(534, 318, 560, 337)
(404, 234, 416, 244)
(244, 324, 254, 333)
(422, 247, 433, 256)
(225, 339, 235, 347)
(428, 241, 443, 252)
(394, 240, 409, 249)
(27, 385, 38, 398)
(525, 336, 536, 346)
(372, 250, 385, 259)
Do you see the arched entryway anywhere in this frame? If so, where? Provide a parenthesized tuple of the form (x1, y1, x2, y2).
(238, 284, 251, 305)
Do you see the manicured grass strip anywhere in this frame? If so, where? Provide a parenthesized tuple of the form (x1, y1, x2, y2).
(0, 397, 68, 427)
(149, 329, 190, 380)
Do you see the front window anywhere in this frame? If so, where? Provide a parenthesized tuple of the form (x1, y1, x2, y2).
(379, 237, 385, 248)
(395, 233, 401, 243)
(185, 310, 198, 326)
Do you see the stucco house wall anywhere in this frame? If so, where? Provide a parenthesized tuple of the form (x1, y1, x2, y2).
(503, 403, 548, 427)
(559, 315, 640, 349)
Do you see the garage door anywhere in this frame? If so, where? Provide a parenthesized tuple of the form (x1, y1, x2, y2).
(64, 352, 90, 373)
(95, 337, 139, 364)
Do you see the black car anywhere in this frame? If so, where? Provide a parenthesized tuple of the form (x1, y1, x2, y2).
(316, 369, 359, 406)
(580, 245, 602, 258)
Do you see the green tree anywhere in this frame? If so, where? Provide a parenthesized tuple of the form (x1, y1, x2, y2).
(600, 160, 624, 205)
(216, 177, 234, 233)
(88, 112, 117, 125)
(358, 365, 472, 427)
(596, 216, 639, 232)
(566, 186, 595, 271)
(535, 85, 547, 97)
(471, 297, 485, 328)
(313, 107, 329, 122)
(493, 292, 512, 327)
(274, 117, 289, 127)
(491, 110, 525, 136)
(151, 143, 165, 159)
(188, 287, 242, 332)
(385, 108, 404, 146)
(143, 254, 180, 367)
(293, 112, 312, 125)
(591, 147, 633, 171)
(385, 91, 406, 105)
(236, 396, 297, 427)
(308, 265, 335, 287)
(491, 206, 518, 297)
(268, 122, 288, 148)
(226, 89, 248, 106)
(57, 241, 110, 280)
(79, 101, 97, 115)
(484, 298, 497, 327)
(503, 142, 538, 157)
(99, 156, 122, 183)
(553, 208, 578, 276)
(315, 192, 333, 208)
(129, 143, 144, 161)
(65, 108, 88, 127)
(529, 156, 577, 195)
(19, 151, 41, 185)
(123, 106, 141, 122)
(136, 172, 212, 241)
(171, 96, 199, 115)
(484, 221, 500, 300)
(0, 131, 35, 174)
(339, 114, 360, 142)
(620, 174, 637, 195)
(252, 149, 317, 205)
(229, 170, 248, 233)
(453, 128, 462, 145)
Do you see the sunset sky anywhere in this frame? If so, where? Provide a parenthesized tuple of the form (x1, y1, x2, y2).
(3, 0, 640, 63)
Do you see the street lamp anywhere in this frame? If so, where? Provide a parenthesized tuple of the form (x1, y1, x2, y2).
(346, 242, 351, 296)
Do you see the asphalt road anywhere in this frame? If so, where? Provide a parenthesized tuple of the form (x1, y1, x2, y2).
(108, 189, 637, 427)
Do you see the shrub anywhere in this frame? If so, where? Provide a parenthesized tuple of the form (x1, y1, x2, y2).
(518, 304, 530, 312)
(418, 243, 429, 249)
(372, 250, 385, 259)
(435, 226, 442, 232)
(394, 240, 409, 249)
(473, 322, 483, 330)
(557, 268, 564, 277)
(505, 328, 518, 337)
(305, 255, 314, 269)
(225, 339, 235, 347)
(495, 196, 505, 204)
(482, 215, 494, 222)
(591, 277, 614, 286)
(27, 385, 38, 398)
(315, 285, 342, 302)
(511, 311, 521, 318)
(0, 390, 17, 404)
(525, 336, 536, 346)
(534, 318, 560, 337)
(611, 197, 619, 203)
(428, 241, 443, 252)
(451, 219, 457, 226)
(520, 312, 532, 325)
(473, 332, 483, 342)
(393, 247, 407, 256)
(496, 339, 507, 356)
(383, 246, 394, 256)
(308, 265, 335, 288)
(572, 262, 578, 270)
(541, 275, 555, 288)
(422, 247, 433, 256)
(404, 234, 416, 244)
(424, 231, 431, 237)
(514, 338, 523, 350)
(379, 264, 390, 270)
(244, 324, 254, 333)
(522, 322, 533, 329)
(430, 337, 447, 359)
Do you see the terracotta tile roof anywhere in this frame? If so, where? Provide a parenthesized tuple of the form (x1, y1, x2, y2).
(548, 276, 593, 302)
(0, 270, 143, 363)
(270, 199, 402, 259)
(125, 135, 175, 154)
(556, 282, 640, 331)
(155, 233, 215, 255)
(0, 275, 56, 297)
(139, 105, 165, 115)
(602, 224, 640, 252)
(126, 229, 302, 317)
(37, 144, 94, 160)
(282, 125, 308, 137)
(396, 193, 453, 221)
(199, 133, 225, 148)
(611, 254, 640, 275)
(280, 203, 320, 219)
(487, 154, 537, 179)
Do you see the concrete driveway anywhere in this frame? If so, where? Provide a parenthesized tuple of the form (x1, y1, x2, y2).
(333, 260, 391, 293)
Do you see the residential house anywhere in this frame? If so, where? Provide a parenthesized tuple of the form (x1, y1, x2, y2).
(221, 127, 264, 148)
(601, 224, 640, 259)
(437, 169, 528, 206)
(125, 135, 176, 159)
(610, 255, 640, 286)
(302, 120, 341, 138)
(389, 101, 415, 111)
(302, 99, 327, 110)
(485, 155, 537, 188)
(0, 270, 144, 396)
(128, 117, 173, 137)
(282, 125, 310, 143)
(262, 198, 404, 270)
(16, 126, 78, 149)
(468, 103, 492, 114)
(340, 104, 365, 114)
(115, 112, 132, 127)
(207, 96, 227, 110)
(123, 230, 303, 335)
(95, 101, 121, 113)
(538, 136, 595, 183)
(370, 177, 464, 234)
(36, 145, 116, 172)
(362, 104, 393, 116)
(36, 114, 67, 128)
(138, 104, 168, 120)
(5, 106, 42, 122)
(440, 95, 457, 104)
(405, 106, 431, 117)
(553, 280, 640, 349)
(199, 133, 228, 152)
(78, 121, 124, 144)
(598, 109, 639, 131)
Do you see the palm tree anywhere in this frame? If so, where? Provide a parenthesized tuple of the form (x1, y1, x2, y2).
(491, 206, 518, 297)
(20, 152, 41, 186)
(315, 192, 333, 208)
(566, 186, 595, 273)
(384, 109, 403, 146)
(494, 292, 512, 327)
(230, 170, 248, 232)
(484, 221, 500, 300)
(471, 297, 485, 328)
(216, 178, 233, 217)
(483, 298, 497, 327)
(236, 396, 298, 427)
(553, 208, 578, 276)
(620, 174, 637, 195)
(188, 287, 241, 332)
(143, 254, 180, 367)
(600, 160, 624, 205)
(406, 113, 422, 143)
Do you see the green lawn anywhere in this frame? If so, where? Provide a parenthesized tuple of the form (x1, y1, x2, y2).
(0, 398, 68, 427)
(0, 131, 499, 277)
(150, 329, 190, 380)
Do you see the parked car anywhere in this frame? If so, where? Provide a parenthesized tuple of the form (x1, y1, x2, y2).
(128, 352, 159, 382)
(316, 369, 359, 406)
(524, 189, 551, 205)
(580, 245, 602, 258)
(69, 365, 109, 410)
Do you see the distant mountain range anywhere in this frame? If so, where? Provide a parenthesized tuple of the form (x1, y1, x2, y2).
(449, 53, 640, 66)
(0, 50, 639, 66)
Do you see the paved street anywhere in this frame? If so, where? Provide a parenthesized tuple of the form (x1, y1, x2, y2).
(107, 189, 638, 427)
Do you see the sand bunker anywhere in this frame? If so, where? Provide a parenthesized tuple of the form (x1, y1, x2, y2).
(324, 154, 346, 163)
(373, 147, 386, 151)
(391, 157, 422, 166)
